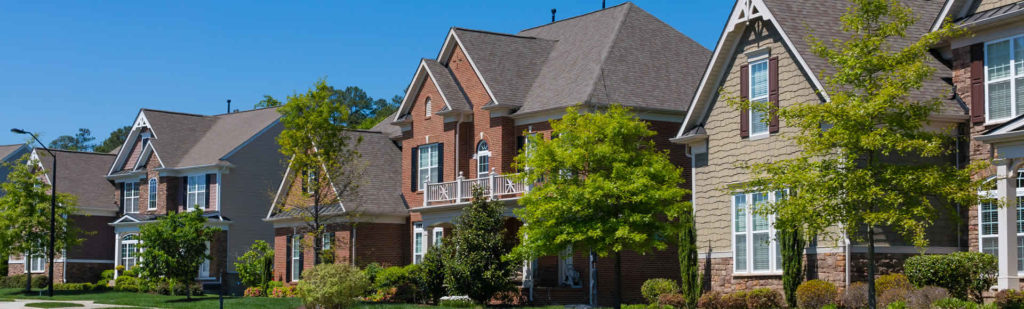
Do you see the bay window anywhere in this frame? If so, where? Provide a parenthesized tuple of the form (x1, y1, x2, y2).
(986, 35, 1024, 122)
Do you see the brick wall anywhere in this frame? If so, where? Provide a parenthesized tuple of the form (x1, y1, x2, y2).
(272, 222, 410, 282)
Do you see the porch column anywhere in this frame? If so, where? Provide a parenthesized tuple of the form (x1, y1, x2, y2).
(113, 233, 120, 280)
(997, 159, 1019, 290)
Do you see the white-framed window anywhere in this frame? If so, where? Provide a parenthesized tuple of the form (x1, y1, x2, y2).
(148, 178, 157, 210)
(322, 232, 333, 250)
(413, 223, 424, 264)
(199, 242, 210, 278)
(418, 144, 439, 190)
(749, 58, 770, 136)
(291, 235, 301, 281)
(425, 98, 433, 117)
(305, 170, 318, 195)
(985, 35, 1024, 123)
(733, 191, 784, 274)
(432, 227, 444, 247)
(123, 182, 139, 214)
(978, 171, 1024, 273)
(120, 234, 138, 271)
(28, 243, 45, 273)
(186, 175, 206, 210)
(476, 141, 490, 178)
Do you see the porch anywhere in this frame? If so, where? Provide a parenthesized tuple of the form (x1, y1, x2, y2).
(976, 116, 1024, 290)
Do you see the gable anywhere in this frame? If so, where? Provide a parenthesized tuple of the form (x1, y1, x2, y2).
(445, 44, 491, 108)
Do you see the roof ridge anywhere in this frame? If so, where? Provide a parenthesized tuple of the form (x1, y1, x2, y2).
(34, 148, 117, 156)
(0, 143, 27, 147)
(583, 1, 633, 104)
(212, 106, 280, 117)
(452, 27, 548, 40)
(518, 1, 632, 33)
(140, 108, 210, 118)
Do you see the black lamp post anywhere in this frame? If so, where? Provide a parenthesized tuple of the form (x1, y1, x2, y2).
(11, 128, 56, 297)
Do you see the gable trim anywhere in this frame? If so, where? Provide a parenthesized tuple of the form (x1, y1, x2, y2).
(267, 158, 294, 220)
(394, 61, 460, 121)
(931, 0, 957, 32)
(109, 110, 152, 175)
(676, 0, 829, 138)
(132, 142, 165, 171)
(439, 29, 499, 105)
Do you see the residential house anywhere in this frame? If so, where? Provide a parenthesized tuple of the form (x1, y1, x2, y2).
(672, 0, 967, 293)
(6, 149, 117, 284)
(388, 3, 709, 305)
(264, 128, 408, 283)
(105, 107, 285, 291)
(0, 144, 31, 195)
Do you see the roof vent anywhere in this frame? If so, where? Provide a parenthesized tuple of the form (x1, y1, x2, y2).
(226, 99, 232, 113)
(551, 8, 556, 23)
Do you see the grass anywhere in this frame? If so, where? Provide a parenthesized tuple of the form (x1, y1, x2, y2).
(24, 302, 85, 308)
(0, 288, 301, 309)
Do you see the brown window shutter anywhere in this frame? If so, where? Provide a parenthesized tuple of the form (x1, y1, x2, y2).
(740, 64, 750, 138)
(205, 174, 214, 210)
(436, 143, 444, 182)
(769, 57, 780, 133)
(971, 43, 986, 124)
(285, 235, 291, 282)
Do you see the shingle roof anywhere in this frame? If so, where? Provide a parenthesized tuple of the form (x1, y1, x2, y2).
(452, 28, 555, 109)
(955, 1, 1024, 27)
(422, 59, 472, 111)
(369, 112, 402, 138)
(34, 149, 117, 210)
(0, 144, 27, 162)
(139, 107, 281, 169)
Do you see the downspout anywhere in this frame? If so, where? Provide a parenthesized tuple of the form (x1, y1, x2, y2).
(351, 226, 357, 266)
(455, 115, 463, 182)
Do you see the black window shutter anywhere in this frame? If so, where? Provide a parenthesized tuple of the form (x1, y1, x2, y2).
(285, 235, 291, 282)
(205, 174, 213, 210)
(297, 236, 304, 279)
(436, 143, 444, 183)
(410, 147, 418, 191)
(120, 183, 125, 213)
(181, 177, 188, 212)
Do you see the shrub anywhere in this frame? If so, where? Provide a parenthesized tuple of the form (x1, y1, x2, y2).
(98, 270, 115, 285)
(995, 289, 1024, 309)
(746, 288, 784, 309)
(698, 291, 723, 309)
(842, 282, 869, 309)
(904, 252, 996, 301)
(154, 280, 171, 295)
(53, 283, 107, 291)
(296, 263, 370, 309)
(267, 281, 284, 289)
(416, 246, 447, 304)
(438, 296, 475, 308)
(796, 280, 837, 309)
(657, 293, 687, 308)
(269, 286, 297, 298)
(244, 287, 263, 297)
(442, 188, 517, 304)
(190, 283, 204, 297)
(933, 297, 998, 309)
(320, 249, 335, 265)
(878, 286, 909, 308)
(876, 274, 912, 296)
(172, 281, 190, 296)
(235, 240, 274, 293)
(886, 301, 907, 309)
(906, 286, 948, 309)
(720, 291, 747, 309)
(642, 279, 680, 304)
(374, 265, 418, 303)
(374, 266, 413, 290)
(362, 262, 383, 285)
(114, 275, 139, 292)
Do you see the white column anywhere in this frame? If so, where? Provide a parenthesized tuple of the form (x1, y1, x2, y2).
(113, 233, 120, 280)
(997, 159, 1020, 290)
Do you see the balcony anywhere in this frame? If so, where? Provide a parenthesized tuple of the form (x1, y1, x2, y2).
(424, 171, 529, 207)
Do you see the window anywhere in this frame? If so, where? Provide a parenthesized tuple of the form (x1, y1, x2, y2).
(186, 175, 206, 210)
(425, 98, 432, 117)
(418, 144, 439, 190)
(123, 182, 139, 214)
(140, 132, 151, 149)
(29, 253, 45, 273)
(979, 172, 1024, 273)
(986, 35, 1024, 122)
(199, 242, 210, 278)
(148, 178, 157, 210)
(322, 232, 333, 250)
(413, 223, 424, 264)
(291, 235, 301, 281)
(749, 59, 770, 136)
(432, 227, 444, 247)
(733, 191, 783, 274)
(120, 234, 138, 271)
(305, 170, 318, 195)
(476, 141, 490, 178)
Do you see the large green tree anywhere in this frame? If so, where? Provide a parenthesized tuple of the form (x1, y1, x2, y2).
(93, 126, 131, 153)
(234, 240, 274, 295)
(0, 154, 81, 292)
(255, 95, 283, 108)
(258, 87, 400, 130)
(444, 188, 517, 304)
(728, 1, 979, 308)
(137, 210, 217, 299)
(48, 128, 94, 152)
(510, 105, 691, 308)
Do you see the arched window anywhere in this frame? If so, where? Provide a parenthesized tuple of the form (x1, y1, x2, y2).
(476, 140, 490, 178)
(148, 178, 157, 210)
(425, 98, 433, 117)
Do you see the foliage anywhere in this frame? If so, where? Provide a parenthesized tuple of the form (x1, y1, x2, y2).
(0, 275, 48, 289)
(697, 291, 723, 309)
(0, 287, 303, 308)
(93, 126, 131, 153)
(906, 286, 949, 309)
(113, 275, 139, 292)
(244, 287, 263, 297)
(373, 265, 418, 303)
(415, 243, 447, 304)
(97, 270, 114, 285)
(24, 302, 85, 308)
(235, 240, 274, 294)
(933, 297, 997, 309)
(53, 283, 108, 292)
(320, 249, 335, 264)
(995, 290, 1024, 309)
(296, 263, 370, 309)
(679, 208, 700, 308)
(444, 188, 517, 304)
(0, 154, 82, 291)
(642, 279, 679, 304)
(255, 95, 282, 108)
(719, 291, 747, 309)
(843, 282, 869, 309)
(437, 296, 476, 308)
(374, 266, 415, 291)
(780, 227, 804, 308)
(136, 210, 217, 299)
(362, 263, 383, 285)
(796, 280, 837, 309)
(48, 128, 95, 151)
(878, 286, 910, 308)
(657, 293, 688, 308)
(903, 252, 996, 301)
(746, 288, 784, 309)
(886, 301, 907, 309)
(269, 286, 298, 298)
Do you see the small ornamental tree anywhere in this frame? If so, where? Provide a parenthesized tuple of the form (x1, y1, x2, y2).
(679, 209, 700, 308)
(235, 240, 274, 295)
(0, 153, 82, 292)
(726, 1, 979, 308)
(444, 188, 517, 304)
(510, 104, 691, 308)
(779, 227, 805, 308)
(137, 210, 217, 299)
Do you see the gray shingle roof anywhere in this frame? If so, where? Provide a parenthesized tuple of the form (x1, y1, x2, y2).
(955, 1, 1024, 27)
(34, 149, 117, 211)
(422, 59, 472, 111)
(140, 107, 281, 169)
(452, 28, 555, 109)
(0, 144, 27, 162)
(369, 112, 402, 138)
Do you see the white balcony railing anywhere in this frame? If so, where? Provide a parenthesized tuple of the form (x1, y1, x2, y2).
(424, 169, 529, 206)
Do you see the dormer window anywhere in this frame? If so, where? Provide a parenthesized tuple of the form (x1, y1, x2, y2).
(140, 132, 152, 149)
(425, 98, 433, 117)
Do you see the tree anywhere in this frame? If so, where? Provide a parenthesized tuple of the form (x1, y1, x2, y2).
(727, 1, 978, 308)
(444, 188, 517, 304)
(276, 78, 363, 265)
(48, 128, 94, 151)
(779, 227, 804, 308)
(510, 105, 691, 308)
(235, 240, 274, 295)
(355, 94, 402, 130)
(0, 154, 81, 292)
(416, 240, 447, 304)
(255, 95, 282, 108)
(678, 209, 699, 308)
(137, 210, 217, 300)
(93, 126, 131, 153)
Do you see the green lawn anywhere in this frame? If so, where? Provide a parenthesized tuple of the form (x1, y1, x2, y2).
(24, 302, 85, 308)
(0, 288, 301, 309)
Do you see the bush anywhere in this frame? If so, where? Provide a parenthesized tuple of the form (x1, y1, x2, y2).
(244, 287, 263, 297)
(172, 281, 190, 296)
(904, 252, 996, 301)
(933, 297, 997, 309)
(416, 246, 447, 304)
(362, 263, 383, 285)
(269, 286, 297, 298)
(996, 290, 1024, 309)
(53, 282, 107, 291)
(154, 280, 171, 295)
(876, 274, 912, 296)
(698, 291, 723, 309)
(0, 275, 51, 289)
(438, 296, 475, 308)
(296, 263, 370, 309)
(235, 240, 274, 293)
(721, 291, 748, 309)
(374, 265, 418, 303)
(114, 275, 139, 292)
(374, 266, 413, 290)
(886, 301, 907, 309)
(878, 286, 909, 308)
(843, 282, 869, 309)
(98, 270, 115, 285)
(190, 283, 204, 297)
(796, 280, 837, 309)
(906, 286, 948, 309)
(657, 293, 687, 308)
(268, 281, 284, 289)
(746, 288, 784, 309)
(642, 279, 680, 304)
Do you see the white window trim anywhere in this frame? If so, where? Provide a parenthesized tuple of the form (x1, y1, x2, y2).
(291, 235, 301, 282)
(732, 191, 783, 275)
(147, 178, 157, 210)
(124, 182, 139, 214)
(413, 223, 425, 264)
(432, 227, 444, 247)
(748, 58, 771, 139)
(418, 144, 439, 191)
(28, 250, 45, 273)
(198, 242, 211, 279)
(425, 98, 433, 117)
(120, 234, 139, 272)
(978, 172, 1024, 275)
(476, 141, 491, 179)
(984, 34, 1024, 124)
(186, 174, 207, 211)
(322, 232, 332, 250)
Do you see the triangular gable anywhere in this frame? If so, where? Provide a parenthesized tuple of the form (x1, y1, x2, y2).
(394, 59, 469, 121)
(132, 142, 165, 171)
(265, 155, 346, 220)
(676, 0, 828, 138)
(111, 215, 141, 224)
(108, 110, 156, 175)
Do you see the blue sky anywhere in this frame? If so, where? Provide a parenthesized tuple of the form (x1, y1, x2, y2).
(0, 1, 731, 146)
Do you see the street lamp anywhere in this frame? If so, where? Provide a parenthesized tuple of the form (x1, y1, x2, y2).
(11, 128, 56, 297)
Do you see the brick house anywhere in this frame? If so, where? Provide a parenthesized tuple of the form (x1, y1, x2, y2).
(671, 0, 969, 294)
(6, 149, 117, 284)
(264, 128, 408, 283)
(0, 144, 31, 195)
(388, 3, 709, 305)
(104, 107, 285, 290)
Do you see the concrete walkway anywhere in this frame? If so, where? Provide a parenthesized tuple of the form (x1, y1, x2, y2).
(0, 299, 138, 308)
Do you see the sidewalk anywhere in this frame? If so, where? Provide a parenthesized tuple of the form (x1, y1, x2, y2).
(0, 300, 137, 308)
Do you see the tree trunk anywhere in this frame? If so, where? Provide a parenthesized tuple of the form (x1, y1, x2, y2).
(25, 258, 31, 293)
(614, 251, 622, 309)
(313, 188, 321, 265)
(867, 225, 876, 309)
